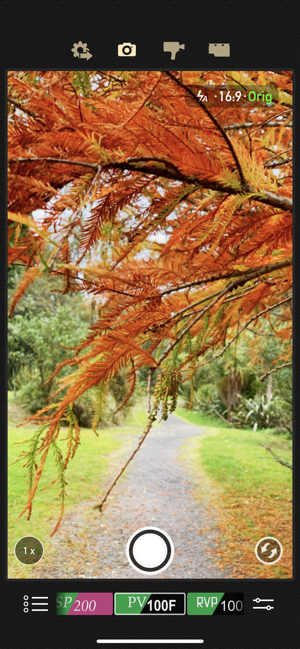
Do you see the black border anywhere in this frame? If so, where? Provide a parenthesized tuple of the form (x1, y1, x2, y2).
(2, 1, 299, 643)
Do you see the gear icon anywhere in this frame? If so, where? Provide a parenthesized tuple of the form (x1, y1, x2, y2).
(71, 41, 88, 57)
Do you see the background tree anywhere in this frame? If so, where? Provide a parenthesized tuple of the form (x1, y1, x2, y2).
(8, 269, 133, 426)
(7, 70, 292, 532)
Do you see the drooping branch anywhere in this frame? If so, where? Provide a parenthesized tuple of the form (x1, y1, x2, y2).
(95, 368, 154, 511)
(260, 362, 292, 381)
(8, 70, 293, 533)
(260, 442, 292, 470)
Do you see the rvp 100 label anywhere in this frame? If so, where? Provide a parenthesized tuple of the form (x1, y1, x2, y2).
(187, 593, 244, 615)
(114, 593, 185, 615)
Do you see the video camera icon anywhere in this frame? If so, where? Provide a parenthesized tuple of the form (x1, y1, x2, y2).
(163, 42, 185, 60)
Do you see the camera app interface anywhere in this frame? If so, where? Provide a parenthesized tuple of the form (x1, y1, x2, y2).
(8, 70, 292, 589)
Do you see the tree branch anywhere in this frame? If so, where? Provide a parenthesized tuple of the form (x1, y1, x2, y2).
(260, 442, 292, 470)
(165, 71, 247, 187)
(159, 258, 293, 297)
(260, 362, 292, 381)
(263, 148, 292, 167)
(248, 328, 275, 338)
(224, 122, 292, 130)
(8, 156, 98, 170)
(210, 404, 239, 427)
(8, 96, 38, 119)
(264, 157, 292, 169)
(94, 368, 154, 512)
(8, 156, 293, 212)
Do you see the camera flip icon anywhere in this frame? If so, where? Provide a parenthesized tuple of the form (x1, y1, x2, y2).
(118, 42, 136, 57)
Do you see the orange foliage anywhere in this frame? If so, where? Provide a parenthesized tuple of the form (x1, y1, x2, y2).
(7, 70, 292, 529)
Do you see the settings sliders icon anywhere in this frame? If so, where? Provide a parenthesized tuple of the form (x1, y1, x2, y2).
(252, 598, 274, 611)
(71, 42, 93, 60)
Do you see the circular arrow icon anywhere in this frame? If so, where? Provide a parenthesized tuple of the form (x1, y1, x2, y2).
(255, 536, 283, 564)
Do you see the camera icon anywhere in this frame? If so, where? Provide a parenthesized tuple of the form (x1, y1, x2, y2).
(118, 42, 136, 57)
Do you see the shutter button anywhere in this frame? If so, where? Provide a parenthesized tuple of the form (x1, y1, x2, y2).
(126, 527, 174, 574)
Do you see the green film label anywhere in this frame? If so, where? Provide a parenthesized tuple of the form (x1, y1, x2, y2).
(115, 593, 185, 615)
(187, 593, 244, 615)
(56, 593, 79, 615)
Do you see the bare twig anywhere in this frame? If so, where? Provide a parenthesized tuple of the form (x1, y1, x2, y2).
(210, 405, 239, 427)
(150, 286, 225, 332)
(8, 96, 38, 119)
(160, 258, 293, 297)
(260, 442, 292, 470)
(263, 147, 292, 166)
(8, 156, 98, 170)
(196, 297, 292, 370)
(260, 362, 292, 381)
(238, 109, 293, 140)
(95, 368, 154, 512)
(264, 157, 292, 169)
(248, 328, 275, 338)
(157, 283, 231, 367)
(152, 286, 255, 332)
(99, 71, 125, 85)
(224, 122, 292, 130)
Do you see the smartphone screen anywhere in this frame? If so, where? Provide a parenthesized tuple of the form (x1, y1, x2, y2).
(4, 2, 297, 648)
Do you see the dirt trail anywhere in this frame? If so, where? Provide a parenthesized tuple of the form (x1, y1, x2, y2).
(34, 414, 229, 579)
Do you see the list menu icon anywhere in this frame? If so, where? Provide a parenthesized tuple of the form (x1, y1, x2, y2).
(23, 595, 49, 613)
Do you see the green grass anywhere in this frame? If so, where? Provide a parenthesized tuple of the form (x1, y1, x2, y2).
(8, 403, 148, 578)
(176, 407, 231, 429)
(177, 408, 293, 578)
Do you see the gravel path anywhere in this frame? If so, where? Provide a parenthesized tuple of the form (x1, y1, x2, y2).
(34, 414, 229, 579)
